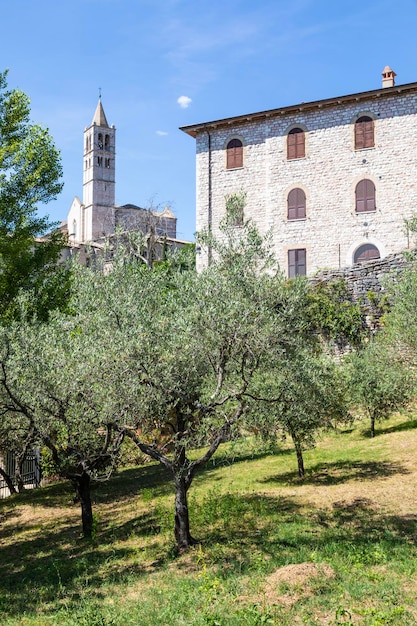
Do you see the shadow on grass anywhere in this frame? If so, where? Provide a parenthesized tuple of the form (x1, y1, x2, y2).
(1, 484, 417, 618)
(0, 462, 174, 516)
(263, 459, 410, 486)
(1, 436, 416, 620)
(358, 417, 417, 439)
(187, 490, 417, 575)
(94, 463, 172, 504)
(0, 502, 175, 618)
(373, 418, 417, 436)
(206, 446, 292, 468)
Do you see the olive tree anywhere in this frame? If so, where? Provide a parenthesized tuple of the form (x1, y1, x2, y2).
(89, 221, 284, 550)
(249, 348, 348, 477)
(0, 282, 125, 537)
(346, 341, 414, 438)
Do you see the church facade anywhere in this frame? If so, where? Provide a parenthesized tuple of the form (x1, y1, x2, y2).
(64, 99, 182, 260)
(181, 67, 417, 275)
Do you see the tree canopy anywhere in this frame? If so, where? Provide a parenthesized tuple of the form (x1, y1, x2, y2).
(0, 70, 68, 322)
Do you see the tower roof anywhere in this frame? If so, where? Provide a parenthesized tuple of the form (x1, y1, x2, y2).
(92, 98, 109, 127)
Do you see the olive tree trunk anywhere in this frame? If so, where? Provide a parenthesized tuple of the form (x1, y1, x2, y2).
(289, 427, 305, 478)
(0, 466, 16, 495)
(74, 472, 94, 538)
(370, 414, 376, 438)
(174, 476, 198, 551)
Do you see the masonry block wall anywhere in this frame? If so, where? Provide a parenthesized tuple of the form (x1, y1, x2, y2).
(311, 250, 410, 302)
(310, 250, 416, 332)
(189, 79, 417, 275)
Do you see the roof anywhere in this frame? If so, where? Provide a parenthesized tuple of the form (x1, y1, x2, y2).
(116, 204, 177, 219)
(180, 80, 417, 138)
(92, 98, 109, 128)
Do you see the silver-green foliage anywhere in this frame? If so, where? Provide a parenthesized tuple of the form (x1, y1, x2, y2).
(346, 341, 414, 437)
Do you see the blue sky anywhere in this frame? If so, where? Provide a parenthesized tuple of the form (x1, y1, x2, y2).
(2, 0, 417, 241)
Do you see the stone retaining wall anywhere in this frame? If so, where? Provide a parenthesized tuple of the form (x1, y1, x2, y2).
(309, 251, 416, 326)
(310, 251, 411, 298)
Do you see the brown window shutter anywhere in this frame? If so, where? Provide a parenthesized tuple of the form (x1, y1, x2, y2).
(354, 244, 380, 263)
(296, 248, 306, 275)
(365, 179, 376, 211)
(296, 130, 305, 158)
(227, 139, 243, 169)
(288, 248, 306, 277)
(356, 180, 365, 212)
(355, 123, 364, 149)
(355, 116, 374, 150)
(287, 128, 305, 159)
(288, 188, 306, 219)
(363, 120, 374, 148)
(288, 249, 296, 277)
(356, 179, 375, 212)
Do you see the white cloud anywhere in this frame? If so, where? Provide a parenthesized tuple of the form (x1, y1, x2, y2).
(156, 130, 168, 136)
(177, 95, 192, 109)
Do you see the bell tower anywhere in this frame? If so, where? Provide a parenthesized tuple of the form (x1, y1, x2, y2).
(82, 98, 116, 241)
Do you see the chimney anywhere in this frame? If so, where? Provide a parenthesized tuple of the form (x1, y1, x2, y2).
(382, 65, 396, 88)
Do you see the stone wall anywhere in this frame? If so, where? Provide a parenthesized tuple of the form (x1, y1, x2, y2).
(310, 250, 411, 299)
(309, 250, 416, 328)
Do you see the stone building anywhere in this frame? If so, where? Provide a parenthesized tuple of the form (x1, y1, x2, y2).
(181, 67, 417, 275)
(62, 99, 187, 261)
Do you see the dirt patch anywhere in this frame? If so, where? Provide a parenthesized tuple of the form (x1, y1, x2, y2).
(266, 561, 335, 586)
(332, 497, 374, 510)
(263, 562, 335, 606)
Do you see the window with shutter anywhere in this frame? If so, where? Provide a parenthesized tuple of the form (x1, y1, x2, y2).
(355, 116, 374, 149)
(287, 188, 306, 220)
(354, 244, 380, 263)
(355, 179, 376, 212)
(287, 128, 305, 160)
(226, 138, 243, 169)
(288, 248, 306, 277)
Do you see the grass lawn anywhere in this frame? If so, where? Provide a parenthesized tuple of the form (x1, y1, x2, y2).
(1, 413, 417, 625)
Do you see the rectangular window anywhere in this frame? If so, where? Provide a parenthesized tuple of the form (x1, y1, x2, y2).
(288, 248, 306, 277)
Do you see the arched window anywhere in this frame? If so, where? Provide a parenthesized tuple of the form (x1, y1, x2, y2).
(287, 188, 306, 220)
(98, 133, 103, 149)
(287, 128, 305, 160)
(72, 219, 77, 239)
(355, 179, 376, 212)
(354, 244, 380, 264)
(355, 116, 374, 149)
(226, 138, 243, 169)
(105, 134, 110, 150)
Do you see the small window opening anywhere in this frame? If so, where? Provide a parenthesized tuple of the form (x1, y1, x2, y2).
(287, 128, 305, 160)
(226, 139, 243, 169)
